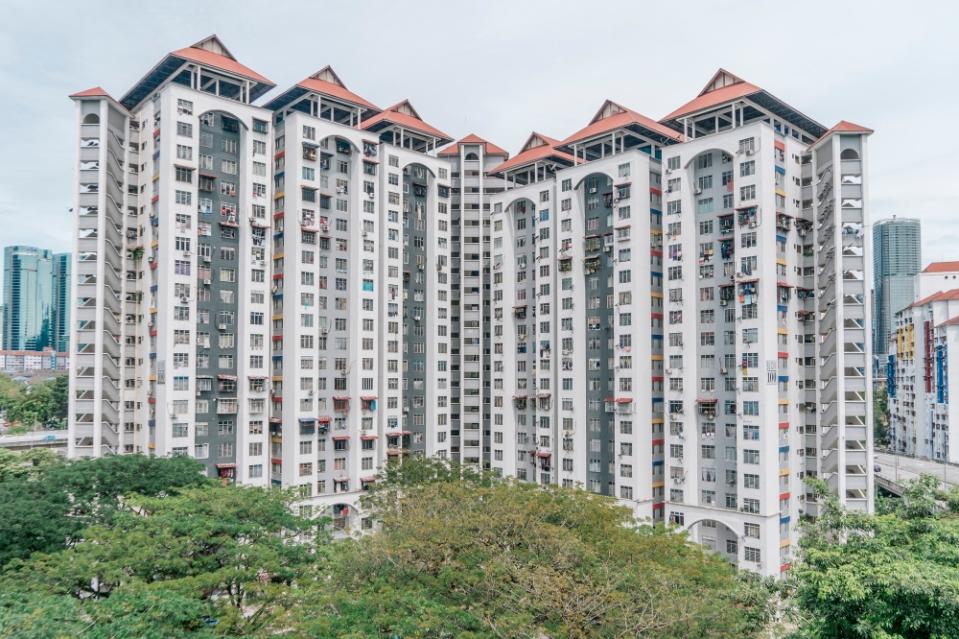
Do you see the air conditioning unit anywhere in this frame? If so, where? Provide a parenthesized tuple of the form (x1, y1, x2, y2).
(720, 299, 727, 306)
(694, 188, 703, 195)
(746, 149, 756, 156)
(179, 296, 189, 304)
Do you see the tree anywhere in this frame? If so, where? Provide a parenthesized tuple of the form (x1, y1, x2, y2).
(291, 458, 771, 639)
(0, 453, 210, 566)
(0, 448, 63, 481)
(791, 476, 959, 638)
(1, 484, 322, 638)
(0, 374, 69, 430)
(873, 387, 890, 447)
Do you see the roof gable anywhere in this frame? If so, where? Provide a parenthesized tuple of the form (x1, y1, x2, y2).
(188, 34, 235, 60)
(308, 65, 345, 87)
(521, 132, 558, 152)
(438, 133, 509, 158)
(699, 68, 748, 96)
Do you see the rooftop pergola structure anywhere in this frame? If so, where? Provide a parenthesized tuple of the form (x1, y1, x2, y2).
(557, 99, 684, 163)
(660, 69, 827, 144)
(361, 100, 453, 154)
(265, 66, 380, 127)
(487, 132, 577, 188)
(119, 35, 275, 111)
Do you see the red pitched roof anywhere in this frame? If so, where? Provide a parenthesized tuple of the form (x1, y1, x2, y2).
(662, 69, 762, 122)
(438, 133, 509, 157)
(297, 66, 379, 112)
(912, 288, 959, 308)
(69, 86, 113, 99)
(488, 132, 577, 175)
(171, 44, 273, 86)
(923, 261, 959, 274)
(560, 100, 683, 147)
(938, 315, 959, 328)
(361, 100, 452, 143)
(818, 120, 874, 140)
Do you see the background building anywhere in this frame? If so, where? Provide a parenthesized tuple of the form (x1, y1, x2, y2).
(916, 260, 959, 300)
(888, 288, 959, 463)
(2, 245, 71, 352)
(51, 252, 71, 352)
(872, 217, 920, 362)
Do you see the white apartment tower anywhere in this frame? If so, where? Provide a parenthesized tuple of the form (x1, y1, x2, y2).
(69, 37, 457, 526)
(487, 71, 874, 576)
(439, 136, 508, 465)
(488, 103, 680, 521)
(69, 36, 276, 487)
(657, 71, 873, 576)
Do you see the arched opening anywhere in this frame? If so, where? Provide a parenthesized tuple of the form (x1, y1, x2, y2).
(464, 152, 479, 161)
(326, 502, 358, 531)
(82, 113, 100, 125)
(840, 148, 860, 160)
(687, 518, 741, 563)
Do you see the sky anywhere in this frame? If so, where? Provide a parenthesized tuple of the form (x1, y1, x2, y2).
(0, 0, 957, 285)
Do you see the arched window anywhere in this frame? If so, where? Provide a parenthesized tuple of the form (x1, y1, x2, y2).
(82, 113, 100, 125)
(840, 148, 859, 160)
(464, 152, 479, 161)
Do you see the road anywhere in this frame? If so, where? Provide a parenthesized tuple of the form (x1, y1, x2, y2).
(875, 451, 959, 491)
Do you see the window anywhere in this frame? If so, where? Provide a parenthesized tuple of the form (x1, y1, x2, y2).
(176, 122, 193, 137)
(744, 547, 761, 562)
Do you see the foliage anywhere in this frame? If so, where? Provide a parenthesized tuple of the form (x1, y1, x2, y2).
(0, 374, 68, 429)
(0, 453, 210, 566)
(873, 389, 890, 447)
(291, 457, 770, 639)
(791, 476, 959, 639)
(0, 447, 63, 481)
(1, 485, 322, 638)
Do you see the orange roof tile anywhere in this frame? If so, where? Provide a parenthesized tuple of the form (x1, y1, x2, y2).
(361, 100, 452, 143)
(297, 66, 379, 112)
(170, 44, 273, 86)
(912, 288, 959, 308)
(560, 100, 683, 147)
(923, 261, 959, 274)
(817, 120, 874, 140)
(661, 69, 762, 122)
(488, 132, 577, 175)
(69, 86, 113, 99)
(438, 133, 509, 157)
(938, 315, 959, 328)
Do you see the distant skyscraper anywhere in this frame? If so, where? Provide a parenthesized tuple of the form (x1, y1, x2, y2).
(52, 253, 71, 352)
(873, 217, 921, 359)
(3, 245, 55, 351)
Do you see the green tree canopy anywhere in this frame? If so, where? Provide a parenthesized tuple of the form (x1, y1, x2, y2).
(792, 476, 959, 639)
(290, 458, 771, 639)
(0, 453, 210, 566)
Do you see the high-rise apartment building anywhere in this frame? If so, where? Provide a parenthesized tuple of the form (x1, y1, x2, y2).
(3, 245, 69, 352)
(488, 70, 873, 576)
(69, 37, 460, 526)
(440, 135, 508, 465)
(69, 43, 874, 569)
(872, 216, 920, 360)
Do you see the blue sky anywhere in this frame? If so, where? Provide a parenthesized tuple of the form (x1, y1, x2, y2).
(1, 0, 957, 274)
